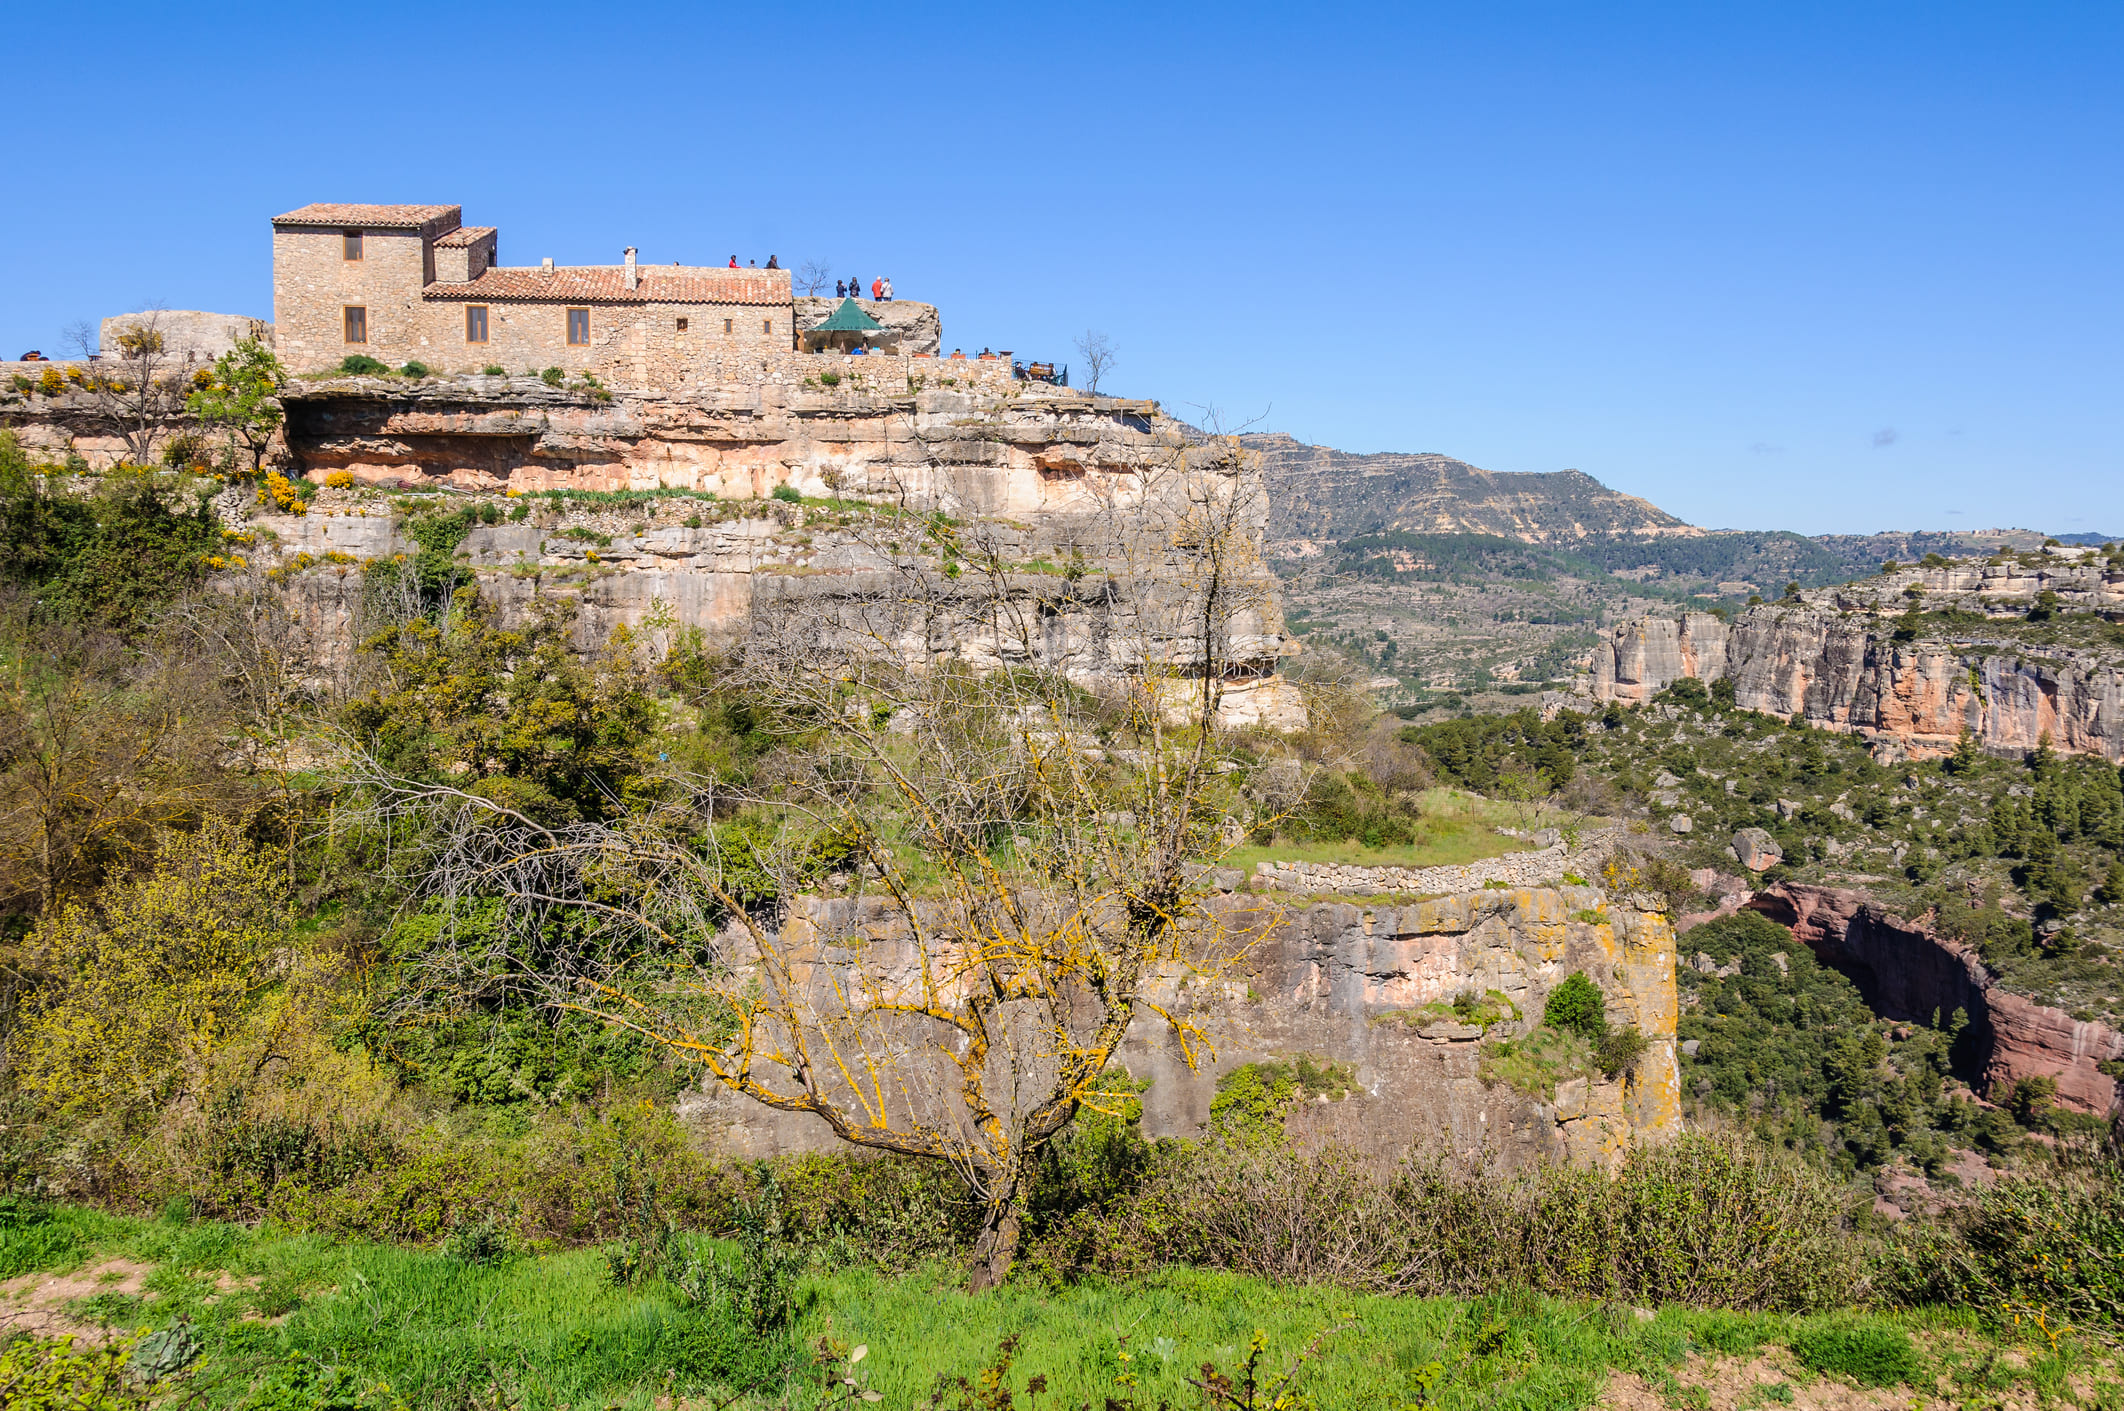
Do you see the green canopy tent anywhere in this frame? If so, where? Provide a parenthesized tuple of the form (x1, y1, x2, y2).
(803, 297, 892, 353)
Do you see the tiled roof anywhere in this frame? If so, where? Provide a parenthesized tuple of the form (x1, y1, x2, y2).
(273, 203, 460, 230)
(435, 225, 496, 249)
(422, 266, 792, 307)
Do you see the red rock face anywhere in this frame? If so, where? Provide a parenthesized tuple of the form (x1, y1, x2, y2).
(1748, 883, 2122, 1116)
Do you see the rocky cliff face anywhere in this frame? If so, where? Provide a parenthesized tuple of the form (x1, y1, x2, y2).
(1246, 432, 1693, 545)
(1749, 883, 2124, 1115)
(1586, 581, 2124, 763)
(688, 885, 1682, 1170)
(217, 371, 1305, 728)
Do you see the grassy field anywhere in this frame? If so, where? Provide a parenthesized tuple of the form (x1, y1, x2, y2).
(1226, 788, 1552, 875)
(2, 1204, 2106, 1410)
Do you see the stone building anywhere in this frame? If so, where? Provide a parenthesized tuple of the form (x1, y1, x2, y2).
(271, 203, 843, 386)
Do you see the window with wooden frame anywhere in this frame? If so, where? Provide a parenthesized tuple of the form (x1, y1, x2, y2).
(762, 318, 772, 335)
(566, 308, 590, 346)
(724, 318, 733, 335)
(343, 306, 367, 344)
(343, 230, 362, 260)
(465, 306, 488, 343)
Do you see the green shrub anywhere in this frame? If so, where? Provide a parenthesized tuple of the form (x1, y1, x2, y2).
(337, 354, 389, 375)
(1208, 1058, 1354, 1145)
(541, 367, 564, 386)
(1120, 1132, 1863, 1309)
(1595, 1024, 1649, 1078)
(0, 443, 218, 630)
(770, 484, 803, 504)
(1543, 971, 1606, 1039)
(1911, 1155, 2124, 1331)
(481, 364, 505, 376)
(399, 361, 430, 378)
(0, 1332, 145, 1410)
(0, 1199, 86, 1279)
(1791, 1322, 1921, 1386)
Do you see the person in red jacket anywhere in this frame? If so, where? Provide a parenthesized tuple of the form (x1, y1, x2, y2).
(870, 277, 882, 300)
(729, 256, 738, 268)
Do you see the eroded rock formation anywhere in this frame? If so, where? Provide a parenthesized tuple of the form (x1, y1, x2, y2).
(188, 369, 1309, 728)
(1749, 883, 2123, 1115)
(1586, 597, 2124, 762)
(687, 885, 1683, 1169)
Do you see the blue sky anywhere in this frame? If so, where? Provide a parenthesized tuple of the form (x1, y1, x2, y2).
(7, 2, 2119, 535)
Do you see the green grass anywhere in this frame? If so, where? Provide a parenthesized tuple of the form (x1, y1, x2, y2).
(1229, 789, 1537, 874)
(1, 1207, 2109, 1410)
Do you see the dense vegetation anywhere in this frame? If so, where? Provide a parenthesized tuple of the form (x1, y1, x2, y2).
(0, 439, 2119, 1407)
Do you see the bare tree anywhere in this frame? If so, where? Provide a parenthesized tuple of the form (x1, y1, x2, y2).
(1074, 330, 1116, 395)
(0, 597, 240, 914)
(794, 259, 836, 297)
(66, 309, 197, 466)
(347, 434, 1289, 1288)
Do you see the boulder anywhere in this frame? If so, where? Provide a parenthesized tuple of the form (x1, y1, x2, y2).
(1733, 828, 1782, 871)
(1669, 814, 1692, 834)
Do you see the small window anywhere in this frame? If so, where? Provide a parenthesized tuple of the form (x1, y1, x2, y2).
(465, 306, 488, 343)
(566, 308, 590, 346)
(343, 306, 367, 344)
(723, 318, 733, 335)
(343, 230, 362, 260)
(675, 317, 688, 332)
(763, 318, 772, 335)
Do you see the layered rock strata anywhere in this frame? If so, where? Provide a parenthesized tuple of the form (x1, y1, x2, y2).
(1750, 883, 2124, 1116)
(192, 371, 1306, 727)
(686, 885, 1683, 1170)
(1585, 599, 2124, 762)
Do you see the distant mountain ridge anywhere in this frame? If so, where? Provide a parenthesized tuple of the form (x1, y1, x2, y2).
(1246, 432, 1694, 544)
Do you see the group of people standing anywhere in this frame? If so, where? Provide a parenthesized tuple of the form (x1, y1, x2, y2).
(837, 276, 894, 301)
(718, 259, 895, 302)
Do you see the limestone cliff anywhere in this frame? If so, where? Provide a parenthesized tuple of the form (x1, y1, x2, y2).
(1584, 554, 2124, 762)
(1749, 883, 2124, 1116)
(688, 885, 1683, 1170)
(130, 366, 1307, 727)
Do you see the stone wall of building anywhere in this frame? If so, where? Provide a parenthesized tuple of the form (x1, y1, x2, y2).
(273, 219, 811, 385)
(273, 223, 449, 372)
(96, 311, 270, 364)
(391, 295, 797, 384)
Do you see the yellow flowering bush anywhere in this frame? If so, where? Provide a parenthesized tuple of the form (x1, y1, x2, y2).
(12, 818, 286, 1116)
(258, 471, 309, 515)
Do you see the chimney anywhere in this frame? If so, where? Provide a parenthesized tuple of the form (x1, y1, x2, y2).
(541, 256, 554, 274)
(624, 247, 638, 290)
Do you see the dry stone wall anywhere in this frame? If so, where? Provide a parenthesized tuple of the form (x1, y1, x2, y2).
(1251, 830, 1628, 897)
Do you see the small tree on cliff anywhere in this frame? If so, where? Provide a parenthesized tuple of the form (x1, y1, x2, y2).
(65, 309, 199, 466)
(1074, 330, 1116, 394)
(187, 337, 288, 474)
(350, 435, 1284, 1289)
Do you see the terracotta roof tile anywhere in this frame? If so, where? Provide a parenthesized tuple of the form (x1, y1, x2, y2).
(273, 203, 461, 230)
(423, 265, 791, 307)
(434, 225, 496, 249)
